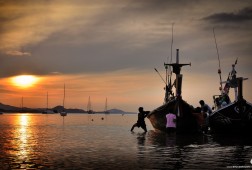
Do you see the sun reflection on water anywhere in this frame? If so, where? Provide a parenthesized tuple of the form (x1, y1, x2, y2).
(19, 115, 29, 157)
(20, 114, 29, 126)
(10, 114, 32, 159)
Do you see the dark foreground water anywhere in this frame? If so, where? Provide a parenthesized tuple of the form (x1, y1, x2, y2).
(0, 113, 252, 170)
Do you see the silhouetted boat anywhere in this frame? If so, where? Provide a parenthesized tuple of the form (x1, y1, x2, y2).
(147, 49, 199, 134)
(87, 96, 94, 114)
(42, 92, 55, 114)
(60, 111, 67, 117)
(104, 98, 110, 114)
(209, 62, 252, 134)
(60, 84, 67, 117)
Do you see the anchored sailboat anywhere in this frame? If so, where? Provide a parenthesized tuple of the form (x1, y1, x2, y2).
(87, 96, 94, 114)
(60, 84, 67, 117)
(42, 92, 54, 114)
(104, 98, 110, 114)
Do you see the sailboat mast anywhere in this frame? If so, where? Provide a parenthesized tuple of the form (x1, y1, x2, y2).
(21, 96, 23, 110)
(87, 96, 91, 111)
(47, 91, 48, 110)
(63, 84, 65, 108)
(105, 98, 108, 111)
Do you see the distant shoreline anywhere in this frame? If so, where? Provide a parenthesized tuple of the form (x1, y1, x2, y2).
(0, 102, 136, 114)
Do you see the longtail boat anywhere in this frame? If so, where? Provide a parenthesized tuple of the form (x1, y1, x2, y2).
(147, 49, 199, 134)
(209, 62, 252, 134)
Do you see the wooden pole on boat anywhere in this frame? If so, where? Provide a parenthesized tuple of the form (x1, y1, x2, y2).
(176, 74, 183, 97)
(213, 28, 223, 92)
(237, 77, 246, 101)
(164, 49, 191, 98)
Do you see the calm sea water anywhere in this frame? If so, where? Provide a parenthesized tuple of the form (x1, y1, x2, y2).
(0, 113, 252, 170)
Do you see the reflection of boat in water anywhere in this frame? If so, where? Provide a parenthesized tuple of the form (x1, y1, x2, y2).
(147, 49, 199, 134)
(209, 61, 252, 134)
(87, 96, 94, 114)
(147, 130, 209, 147)
(60, 84, 67, 117)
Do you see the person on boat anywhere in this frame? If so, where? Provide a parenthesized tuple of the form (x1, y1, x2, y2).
(219, 93, 231, 107)
(199, 100, 212, 115)
(131, 107, 150, 132)
(214, 97, 221, 110)
(166, 109, 176, 134)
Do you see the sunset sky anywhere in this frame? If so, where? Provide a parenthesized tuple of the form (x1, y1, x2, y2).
(0, 0, 252, 112)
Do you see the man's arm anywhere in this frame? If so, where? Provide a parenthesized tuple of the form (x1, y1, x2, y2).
(144, 111, 150, 118)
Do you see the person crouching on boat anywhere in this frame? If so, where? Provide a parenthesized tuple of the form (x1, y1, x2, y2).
(166, 109, 176, 134)
(131, 107, 150, 132)
(199, 100, 212, 115)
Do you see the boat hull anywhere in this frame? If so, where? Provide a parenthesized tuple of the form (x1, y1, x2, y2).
(60, 112, 67, 117)
(209, 100, 252, 134)
(147, 99, 199, 134)
(42, 110, 55, 114)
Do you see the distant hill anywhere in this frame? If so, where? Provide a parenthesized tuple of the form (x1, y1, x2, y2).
(107, 109, 135, 114)
(0, 103, 20, 111)
(52, 105, 85, 113)
(0, 102, 133, 114)
(108, 108, 125, 113)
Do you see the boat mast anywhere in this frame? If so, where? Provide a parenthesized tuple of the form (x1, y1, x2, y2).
(63, 84, 65, 109)
(46, 91, 48, 110)
(105, 97, 108, 112)
(164, 23, 175, 103)
(213, 28, 223, 93)
(167, 23, 174, 85)
(21, 96, 23, 111)
(164, 49, 191, 98)
(87, 96, 92, 111)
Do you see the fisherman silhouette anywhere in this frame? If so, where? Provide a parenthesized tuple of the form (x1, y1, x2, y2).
(199, 100, 211, 134)
(131, 107, 150, 132)
(199, 100, 212, 114)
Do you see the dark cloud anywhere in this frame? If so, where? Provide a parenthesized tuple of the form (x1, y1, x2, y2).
(204, 7, 252, 23)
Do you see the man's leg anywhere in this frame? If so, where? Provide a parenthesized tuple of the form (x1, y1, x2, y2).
(141, 124, 147, 132)
(131, 123, 137, 131)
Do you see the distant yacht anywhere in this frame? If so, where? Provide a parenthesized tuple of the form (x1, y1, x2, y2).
(104, 98, 110, 114)
(87, 96, 94, 114)
(20, 96, 25, 113)
(60, 84, 67, 117)
(42, 92, 54, 114)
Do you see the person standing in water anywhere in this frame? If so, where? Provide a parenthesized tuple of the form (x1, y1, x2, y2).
(199, 100, 211, 134)
(131, 107, 150, 132)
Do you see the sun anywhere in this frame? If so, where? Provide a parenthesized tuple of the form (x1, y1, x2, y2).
(12, 75, 39, 88)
